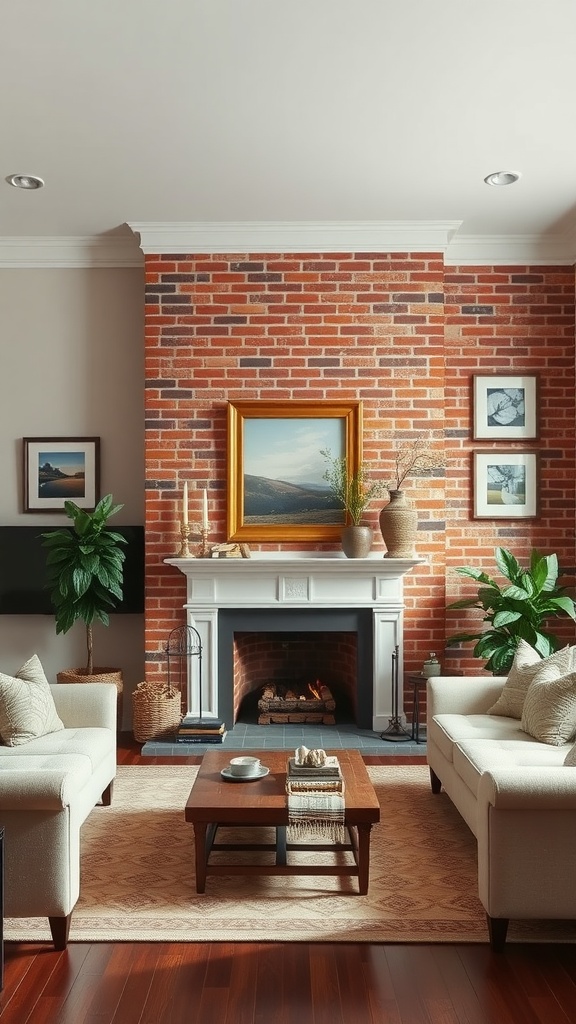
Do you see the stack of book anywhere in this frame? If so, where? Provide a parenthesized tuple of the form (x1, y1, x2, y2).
(176, 716, 227, 744)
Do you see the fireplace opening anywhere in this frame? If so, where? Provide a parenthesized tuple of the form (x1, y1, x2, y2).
(217, 608, 373, 729)
(234, 631, 355, 725)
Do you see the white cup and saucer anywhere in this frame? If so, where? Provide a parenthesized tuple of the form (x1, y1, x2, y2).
(221, 756, 269, 782)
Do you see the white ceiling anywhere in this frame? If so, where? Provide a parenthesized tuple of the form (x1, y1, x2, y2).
(3, 0, 576, 265)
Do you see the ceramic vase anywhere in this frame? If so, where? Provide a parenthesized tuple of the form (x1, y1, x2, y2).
(378, 490, 418, 558)
(340, 525, 373, 559)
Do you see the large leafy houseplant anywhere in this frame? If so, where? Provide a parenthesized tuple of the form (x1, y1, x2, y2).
(41, 494, 126, 675)
(446, 547, 576, 674)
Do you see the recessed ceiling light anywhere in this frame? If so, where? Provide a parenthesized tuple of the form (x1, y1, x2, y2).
(5, 173, 45, 190)
(484, 171, 521, 187)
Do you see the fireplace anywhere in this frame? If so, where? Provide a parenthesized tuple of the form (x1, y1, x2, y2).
(165, 552, 423, 732)
(218, 608, 373, 727)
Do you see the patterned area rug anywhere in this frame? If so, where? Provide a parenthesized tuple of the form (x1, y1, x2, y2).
(5, 764, 576, 944)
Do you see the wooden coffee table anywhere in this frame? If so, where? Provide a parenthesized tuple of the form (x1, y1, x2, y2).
(185, 749, 380, 894)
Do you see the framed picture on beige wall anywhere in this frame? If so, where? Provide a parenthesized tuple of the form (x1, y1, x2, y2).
(226, 400, 362, 542)
(472, 374, 539, 440)
(472, 450, 539, 519)
(23, 437, 100, 513)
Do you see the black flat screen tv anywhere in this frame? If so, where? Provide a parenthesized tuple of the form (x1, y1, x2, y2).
(0, 526, 145, 615)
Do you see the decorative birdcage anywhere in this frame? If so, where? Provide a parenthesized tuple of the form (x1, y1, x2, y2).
(165, 624, 203, 719)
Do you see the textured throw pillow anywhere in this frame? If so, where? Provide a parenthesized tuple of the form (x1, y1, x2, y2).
(488, 639, 574, 719)
(563, 743, 576, 766)
(0, 654, 64, 746)
(521, 670, 576, 746)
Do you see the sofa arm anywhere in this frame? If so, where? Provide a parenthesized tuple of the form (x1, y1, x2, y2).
(0, 770, 82, 809)
(50, 682, 117, 732)
(478, 766, 576, 810)
(426, 676, 507, 720)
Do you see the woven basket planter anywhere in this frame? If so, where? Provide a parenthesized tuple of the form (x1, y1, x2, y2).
(57, 667, 124, 728)
(132, 681, 181, 743)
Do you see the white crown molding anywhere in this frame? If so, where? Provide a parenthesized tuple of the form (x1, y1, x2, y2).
(0, 224, 574, 267)
(0, 236, 143, 268)
(445, 232, 576, 266)
(127, 220, 463, 255)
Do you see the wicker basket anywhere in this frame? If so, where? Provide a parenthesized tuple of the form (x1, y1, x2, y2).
(132, 681, 182, 743)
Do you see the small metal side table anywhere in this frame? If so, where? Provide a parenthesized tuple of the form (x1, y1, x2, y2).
(406, 674, 428, 744)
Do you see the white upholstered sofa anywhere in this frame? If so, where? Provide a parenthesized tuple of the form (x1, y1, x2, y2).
(0, 666, 117, 950)
(426, 642, 576, 950)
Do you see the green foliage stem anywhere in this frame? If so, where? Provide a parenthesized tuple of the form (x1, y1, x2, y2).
(320, 450, 386, 526)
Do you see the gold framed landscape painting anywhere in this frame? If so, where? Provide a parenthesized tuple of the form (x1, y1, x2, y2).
(472, 450, 539, 519)
(23, 437, 100, 513)
(227, 400, 362, 542)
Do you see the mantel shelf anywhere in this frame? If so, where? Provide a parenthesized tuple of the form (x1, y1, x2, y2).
(165, 554, 426, 581)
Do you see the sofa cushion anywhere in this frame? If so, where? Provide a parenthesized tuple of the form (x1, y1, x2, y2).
(0, 726, 113, 771)
(521, 670, 576, 745)
(487, 640, 574, 719)
(430, 712, 529, 762)
(0, 655, 64, 747)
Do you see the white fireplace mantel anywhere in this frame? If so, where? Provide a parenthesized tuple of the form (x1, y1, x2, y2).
(165, 553, 425, 731)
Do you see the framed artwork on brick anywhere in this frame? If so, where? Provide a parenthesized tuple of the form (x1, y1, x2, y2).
(472, 450, 539, 519)
(226, 400, 362, 542)
(472, 374, 539, 440)
(23, 437, 100, 513)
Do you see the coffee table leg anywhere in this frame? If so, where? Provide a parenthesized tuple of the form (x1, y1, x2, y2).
(193, 823, 208, 893)
(276, 826, 287, 865)
(356, 824, 373, 895)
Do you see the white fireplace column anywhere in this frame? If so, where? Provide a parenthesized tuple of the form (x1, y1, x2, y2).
(165, 552, 424, 731)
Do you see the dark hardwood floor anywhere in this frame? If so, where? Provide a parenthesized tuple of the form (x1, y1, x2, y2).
(2, 737, 576, 1024)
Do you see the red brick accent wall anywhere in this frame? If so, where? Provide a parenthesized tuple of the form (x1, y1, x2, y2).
(444, 265, 576, 673)
(143, 252, 575, 701)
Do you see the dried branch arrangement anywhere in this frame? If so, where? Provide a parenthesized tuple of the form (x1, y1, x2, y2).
(386, 437, 444, 491)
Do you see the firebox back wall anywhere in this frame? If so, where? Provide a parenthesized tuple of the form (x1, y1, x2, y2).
(143, 253, 576, 693)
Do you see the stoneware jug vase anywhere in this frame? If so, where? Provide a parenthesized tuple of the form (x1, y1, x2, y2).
(340, 525, 373, 559)
(379, 490, 418, 558)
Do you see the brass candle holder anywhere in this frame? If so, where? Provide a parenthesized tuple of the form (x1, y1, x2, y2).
(176, 521, 211, 558)
(177, 522, 198, 558)
(198, 527, 210, 558)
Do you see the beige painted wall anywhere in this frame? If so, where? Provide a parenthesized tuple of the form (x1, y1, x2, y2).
(0, 267, 145, 727)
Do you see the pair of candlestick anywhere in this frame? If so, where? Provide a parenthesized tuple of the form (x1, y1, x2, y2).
(182, 482, 208, 531)
(179, 483, 210, 557)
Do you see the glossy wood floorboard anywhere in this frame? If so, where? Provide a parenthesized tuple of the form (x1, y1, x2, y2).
(2, 737, 575, 1024)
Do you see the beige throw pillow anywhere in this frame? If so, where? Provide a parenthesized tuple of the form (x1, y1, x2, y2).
(521, 670, 576, 746)
(0, 654, 64, 746)
(488, 640, 574, 719)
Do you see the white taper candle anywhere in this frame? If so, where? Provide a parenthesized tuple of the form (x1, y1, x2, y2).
(182, 481, 188, 526)
(202, 488, 208, 530)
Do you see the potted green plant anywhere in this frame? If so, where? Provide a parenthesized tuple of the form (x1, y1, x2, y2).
(446, 547, 576, 674)
(41, 494, 127, 705)
(321, 450, 386, 557)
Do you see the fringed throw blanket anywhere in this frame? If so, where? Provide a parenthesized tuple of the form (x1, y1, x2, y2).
(286, 777, 346, 843)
